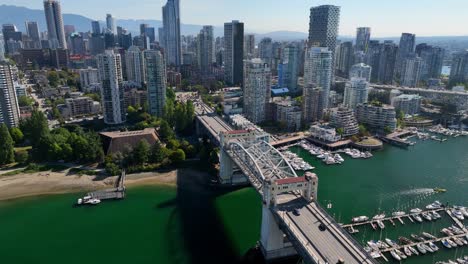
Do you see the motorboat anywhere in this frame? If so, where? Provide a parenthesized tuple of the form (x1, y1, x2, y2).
(399, 236, 413, 245)
(392, 211, 406, 217)
(426, 201, 442, 210)
(367, 241, 379, 251)
(422, 232, 437, 240)
(376, 240, 389, 249)
(416, 243, 427, 254)
(421, 212, 433, 221)
(377, 220, 385, 229)
(428, 242, 439, 251)
(413, 214, 423, 223)
(422, 243, 434, 253)
(373, 214, 386, 220)
(86, 198, 101, 205)
(395, 249, 407, 259)
(410, 234, 425, 242)
(385, 238, 397, 247)
(441, 239, 452, 249)
(441, 228, 454, 236)
(403, 246, 413, 257)
(452, 237, 464, 246)
(390, 250, 401, 261)
(334, 154, 344, 163)
(431, 211, 442, 219)
(410, 208, 423, 214)
(453, 210, 465, 220)
(446, 239, 458, 247)
(352, 216, 369, 223)
(408, 246, 419, 256)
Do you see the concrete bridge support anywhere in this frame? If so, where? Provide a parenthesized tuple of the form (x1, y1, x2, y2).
(219, 149, 234, 184)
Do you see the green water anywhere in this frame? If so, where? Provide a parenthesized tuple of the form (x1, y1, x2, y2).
(0, 137, 466, 264)
(290, 136, 468, 263)
(0, 186, 262, 264)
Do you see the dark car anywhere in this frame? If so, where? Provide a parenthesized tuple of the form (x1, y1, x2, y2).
(293, 209, 300, 216)
(319, 223, 327, 231)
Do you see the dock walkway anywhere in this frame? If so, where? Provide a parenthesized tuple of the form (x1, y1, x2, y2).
(87, 170, 126, 201)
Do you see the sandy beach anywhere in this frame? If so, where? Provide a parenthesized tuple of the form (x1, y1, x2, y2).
(0, 169, 177, 201)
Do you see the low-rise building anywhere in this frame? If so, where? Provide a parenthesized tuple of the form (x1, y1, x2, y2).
(79, 67, 100, 92)
(100, 128, 160, 155)
(309, 125, 341, 143)
(124, 89, 148, 108)
(272, 98, 302, 131)
(58, 96, 101, 118)
(356, 103, 397, 133)
(391, 94, 422, 115)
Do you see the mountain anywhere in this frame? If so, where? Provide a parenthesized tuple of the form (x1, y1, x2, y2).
(255, 31, 308, 42)
(0, 5, 223, 36)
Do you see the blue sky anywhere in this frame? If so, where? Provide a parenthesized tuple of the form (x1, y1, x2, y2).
(2, 0, 468, 36)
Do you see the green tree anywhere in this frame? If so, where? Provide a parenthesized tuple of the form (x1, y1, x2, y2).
(0, 124, 15, 165)
(9, 127, 24, 145)
(169, 149, 186, 164)
(18, 95, 34, 107)
(133, 139, 150, 164)
(20, 110, 50, 146)
(336, 128, 345, 137)
(158, 120, 174, 141)
(48, 71, 60, 87)
(150, 142, 167, 163)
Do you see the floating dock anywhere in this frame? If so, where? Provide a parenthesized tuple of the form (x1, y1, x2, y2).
(81, 170, 126, 202)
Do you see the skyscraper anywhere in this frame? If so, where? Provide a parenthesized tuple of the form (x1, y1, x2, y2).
(343, 78, 369, 109)
(0, 62, 20, 128)
(97, 50, 126, 125)
(336, 41, 354, 78)
(224, 20, 244, 86)
(258, 37, 273, 66)
(25, 21, 41, 48)
(162, 0, 181, 67)
(244, 34, 255, 59)
(243, 59, 271, 124)
(304, 47, 332, 109)
(349, 63, 372, 82)
(356, 27, 371, 52)
(91, 21, 101, 35)
(281, 45, 299, 92)
(308, 5, 340, 73)
(125, 46, 145, 86)
(43, 0, 67, 49)
(378, 41, 398, 84)
(366, 40, 382, 82)
(302, 85, 323, 123)
(106, 14, 117, 35)
(197, 26, 214, 74)
(396, 33, 416, 76)
(415, 43, 445, 81)
(400, 54, 423, 87)
(449, 51, 468, 86)
(143, 50, 166, 117)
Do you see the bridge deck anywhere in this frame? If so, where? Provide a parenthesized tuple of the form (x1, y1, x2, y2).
(275, 193, 376, 264)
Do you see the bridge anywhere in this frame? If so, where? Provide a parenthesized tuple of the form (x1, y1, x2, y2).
(219, 130, 376, 264)
(194, 101, 233, 146)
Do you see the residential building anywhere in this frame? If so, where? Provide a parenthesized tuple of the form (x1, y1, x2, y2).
(449, 50, 468, 86)
(377, 41, 398, 84)
(281, 45, 300, 92)
(302, 85, 323, 123)
(0, 62, 20, 127)
(25, 21, 41, 49)
(106, 14, 116, 34)
(258, 38, 273, 66)
(304, 47, 332, 109)
(79, 67, 100, 92)
(224, 20, 244, 86)
(336, 41, 353, 78)
(400, 54, 423, 87)
(91, 20, 101, 35)
(143, 50, 166, 117)
(244, 34, 255, 59)
(329, 107, 359, 136)
(124, 88, 147, 108)
(59, 96, 101, 118)
(309, 125, 341, 142)
(355, 103, 397, 133)
(161, 0, 182, 67)
(125, 46, 145, 86)
(391, 94, 422, 115)
(43, 0, 67, 49)
(366, 40, 381, 82)
(308, 5, 340, 72)
(343, 78, 369, 109)
(396, 33, 416, 76)
(415, 44, 445, 81)
(197, 26, 214, 74)
(349, 63, 372, 82)
(355, 27, 371, 52)
(243, 59, 271, 124)
(272, 98, 302, 131)
(96, 50, 126, 125)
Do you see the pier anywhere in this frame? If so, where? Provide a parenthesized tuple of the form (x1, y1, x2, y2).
(87, 170, 127, 201)
(378, 233, 468, 253)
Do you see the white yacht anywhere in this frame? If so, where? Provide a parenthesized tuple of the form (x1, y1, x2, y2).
(352, 216, 369, 223)
(392, 211, 406, 217)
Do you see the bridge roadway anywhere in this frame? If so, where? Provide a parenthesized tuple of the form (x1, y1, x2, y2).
(370, 84, 468, 97)
(195, 101, 233, 143)
(274, 193, 376, 264)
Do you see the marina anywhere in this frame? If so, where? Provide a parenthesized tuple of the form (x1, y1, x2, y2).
(76, 170, 127, 206)
(341, 201, 468, 263)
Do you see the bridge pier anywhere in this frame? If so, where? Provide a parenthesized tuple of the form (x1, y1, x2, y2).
(219, 149, 234, 184)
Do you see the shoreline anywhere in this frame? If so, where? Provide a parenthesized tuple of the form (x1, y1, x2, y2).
(0, 169, 178, 202)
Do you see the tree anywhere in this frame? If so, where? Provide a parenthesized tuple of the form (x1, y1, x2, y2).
(18, 96, 34, 107)
(158, 120, 174, 141)
(169, 149, 186, 164)
(48, 71, 60, 87)
(9, 127, 24, 145)
(0, 124, 15, 165)
(133, 139, 150, 164)
(150, 142, 167, 163)
(336, 128, 345, 137)
(20, 110, 50, 146)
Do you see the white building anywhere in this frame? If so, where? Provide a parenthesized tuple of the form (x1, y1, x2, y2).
(79, 67, 100, 92)
(125, 46, 145, 87)
(106, 14, 117, 34)
(356, 103, 397, 133)
(349, 63, 372, 82)
(343, 78, 369, 109)
(304, 47, 332, 109)
(97, 50, 126, 125)
(309, 125, 341, 142)
(329, 107, 359, 136)
(143, 50, 166, 117)
(391, 94, 422, 115)
(243, 59, 271, 124)
(401, 56, 423, 87)
(0, 62, 20, 127)
(161, 0, 181, 66)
